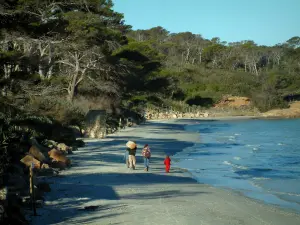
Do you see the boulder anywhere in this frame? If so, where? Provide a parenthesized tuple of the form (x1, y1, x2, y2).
(41, 139, 58, 148)
(70, 146, 78, 152)
(20, 155, 41, 169)
(48, 149, 71, 166)
(56, 143, 70, 154)
(41, 164, 50, 169)
(35, 168, 58, 177)
(51, 161, 67, 170)
(29, 145, 47, 162)
(30, 138, 50, 154)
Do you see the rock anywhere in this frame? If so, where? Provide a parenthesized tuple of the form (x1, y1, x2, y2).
(30, 138, 50, 153)
(29, 145, 47, 162)
(41, 163, 50, 169)
(74, 140, 85, 148)
(41, 139, 58, 148)
(51, 161, 67, 170)
(70, 146, 78, 152)
(172, 114, 177, 118)
(35, 168, 58, 176)
(56, 143, 70, 154)
(204, 112, 209, 118)
(20, 155, 41, 169)
(48, 149, 71, 166)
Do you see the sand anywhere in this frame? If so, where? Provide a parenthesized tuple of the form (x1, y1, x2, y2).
(31, 119, 300, 225)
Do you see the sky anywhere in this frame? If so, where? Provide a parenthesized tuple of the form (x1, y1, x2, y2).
(113, 0, 300, 46)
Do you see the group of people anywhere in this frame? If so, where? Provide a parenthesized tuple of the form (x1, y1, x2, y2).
(124, 141, 171, 173)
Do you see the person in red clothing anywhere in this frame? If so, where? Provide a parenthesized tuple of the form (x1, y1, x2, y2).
(164, 155, 171, 173)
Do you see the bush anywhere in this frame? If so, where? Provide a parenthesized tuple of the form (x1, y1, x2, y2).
(185, 95, 214, 107)
(74, 140, 85, 147)
(251, 89, 288, 112)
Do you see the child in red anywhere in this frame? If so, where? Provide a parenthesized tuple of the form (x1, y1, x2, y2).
(164, 155, 171, 173)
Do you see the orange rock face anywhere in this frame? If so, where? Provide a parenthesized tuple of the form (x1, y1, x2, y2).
(214, 96, 251, 108)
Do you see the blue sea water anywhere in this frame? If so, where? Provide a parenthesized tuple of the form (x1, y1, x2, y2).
(174, 118, 300, 212)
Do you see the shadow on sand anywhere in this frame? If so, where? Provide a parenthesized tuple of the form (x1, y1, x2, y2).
(34, 121, 208, 224)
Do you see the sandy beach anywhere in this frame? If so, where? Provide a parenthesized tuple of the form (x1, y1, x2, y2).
(31, 119, 300, 225)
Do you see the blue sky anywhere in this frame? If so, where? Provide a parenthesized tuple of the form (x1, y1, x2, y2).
(113, 0, 300, 46)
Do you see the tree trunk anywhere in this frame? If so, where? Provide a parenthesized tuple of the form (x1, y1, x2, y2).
(38, 64, 45, 80)
(4, 64, 11, 78)
(185, 48, 190, 63)
(67, 74, 77, 102)
(47, 64, 53, 79)
(198, 47, 202, 64)
(67, 54, 80, 102)
(46, 44, 54, 79)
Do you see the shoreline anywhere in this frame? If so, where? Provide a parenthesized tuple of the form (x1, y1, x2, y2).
(175, 118, 300, 214)
(31, 119, 300, 225)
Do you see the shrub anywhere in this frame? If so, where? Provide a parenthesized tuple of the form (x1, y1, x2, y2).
(251, 89, 288, 112)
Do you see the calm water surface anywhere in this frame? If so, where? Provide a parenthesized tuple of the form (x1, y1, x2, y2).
(175, 119, 300, 212)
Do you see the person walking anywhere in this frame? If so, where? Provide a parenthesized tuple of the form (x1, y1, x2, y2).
(164, 155, 171, 173)
(126, 141, 137, 170)
(142, 144, 151, 171)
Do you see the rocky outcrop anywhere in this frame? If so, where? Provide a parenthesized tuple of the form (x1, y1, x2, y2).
(145, 110, 210, 120)
(214, 96, 251, 108)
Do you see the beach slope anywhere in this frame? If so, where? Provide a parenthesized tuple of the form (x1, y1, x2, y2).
(32, 120, 300, 225)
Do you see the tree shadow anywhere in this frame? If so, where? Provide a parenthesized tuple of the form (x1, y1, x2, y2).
(123, 190, 210, 200)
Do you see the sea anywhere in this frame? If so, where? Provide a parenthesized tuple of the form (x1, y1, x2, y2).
(174, 118, 300, 212)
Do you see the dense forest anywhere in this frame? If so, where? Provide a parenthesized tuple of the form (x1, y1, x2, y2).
(1, 0, 300, 192)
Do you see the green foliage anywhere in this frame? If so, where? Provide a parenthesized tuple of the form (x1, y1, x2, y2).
(113, 40, 164, 61)
(186, 96, 214, 107)
(251, 86, 289, 112)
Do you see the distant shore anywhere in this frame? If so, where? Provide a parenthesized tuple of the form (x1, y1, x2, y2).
(32, 120, 300, 225)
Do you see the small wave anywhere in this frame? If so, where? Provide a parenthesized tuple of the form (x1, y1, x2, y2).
(234, 133, 241, 136)
(252, 147, 259, 151)
(252, 177, 270, 180)
(269, 190, 300, 197)
(223, 160, 232, 166)
(223, 161, 248, 170)
(233, 157, 241, 160)
(277, 143, 285, 146)
(246, 144, 261, 147)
